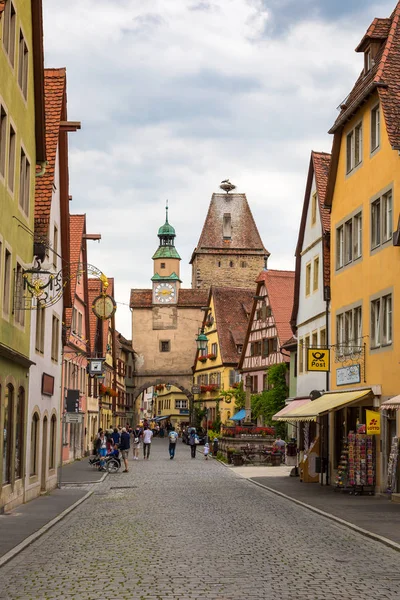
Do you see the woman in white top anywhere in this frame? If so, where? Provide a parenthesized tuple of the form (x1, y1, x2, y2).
(132, 427, 141, 460)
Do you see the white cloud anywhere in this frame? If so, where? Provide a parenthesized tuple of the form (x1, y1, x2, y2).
(43, 0, 385, 336)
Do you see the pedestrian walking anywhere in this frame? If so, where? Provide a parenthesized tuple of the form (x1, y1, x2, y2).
(168, 427, 178, 459)
(203, 442, 210, 460)
(142, 426, 153, 460)
(119, 427, 131, 473)
(111, 427, 121, 447)
(132, 426, 141, 460)
(189, 429, 198, 458)
(98, 431, 107, 470)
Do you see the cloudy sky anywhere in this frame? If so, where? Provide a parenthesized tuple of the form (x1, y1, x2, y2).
(43, 0, 394, 337)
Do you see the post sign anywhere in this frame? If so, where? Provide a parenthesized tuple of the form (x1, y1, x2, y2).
(336, 364, 361, 386)
(191, 385, 201, 394)
(307, 349, 330, 372)
(366, 409, 381, 435)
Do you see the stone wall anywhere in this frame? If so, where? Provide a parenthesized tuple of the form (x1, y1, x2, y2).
(192, 253, 265, 290)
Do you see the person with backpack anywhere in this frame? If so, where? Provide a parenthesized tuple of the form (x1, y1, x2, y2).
(189, 428, 198, 459)
(168, 427, 179, 459)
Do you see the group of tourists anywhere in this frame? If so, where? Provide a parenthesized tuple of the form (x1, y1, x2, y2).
(93, 424, 211, 468)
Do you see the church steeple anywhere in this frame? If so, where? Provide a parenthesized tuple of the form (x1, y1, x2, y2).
(152, 203, 181, 304)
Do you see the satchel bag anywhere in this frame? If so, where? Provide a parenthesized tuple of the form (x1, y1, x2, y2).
(195, 436, 200, 445)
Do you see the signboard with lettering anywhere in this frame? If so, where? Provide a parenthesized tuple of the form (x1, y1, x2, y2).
(65, 413, 84, 424)
(366, 409, 381, 435)
(191, 385, 201, 394)
(336, 364, 361, 386)
(307, 349, 330, 372)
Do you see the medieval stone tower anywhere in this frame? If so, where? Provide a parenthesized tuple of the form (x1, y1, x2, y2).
(190, 190, 269, 290)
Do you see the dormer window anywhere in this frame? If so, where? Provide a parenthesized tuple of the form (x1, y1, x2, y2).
(223, 213, 232, 239)
(365, 49, 372, 73)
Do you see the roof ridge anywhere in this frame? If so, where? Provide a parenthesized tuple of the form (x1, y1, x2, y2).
(374, 5, 400, 81)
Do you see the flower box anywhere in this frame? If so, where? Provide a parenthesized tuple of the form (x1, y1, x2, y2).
(207, 354, 217, 360)
(199, 356, 207, 363)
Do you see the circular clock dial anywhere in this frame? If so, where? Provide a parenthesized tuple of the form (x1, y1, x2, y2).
(155, 283, 175, 303)
(92, 294, 117, 319)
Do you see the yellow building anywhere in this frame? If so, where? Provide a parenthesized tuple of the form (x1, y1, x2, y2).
(326, 4, 400, 492)
(193, 287, 253, 427)
(153, 384, 190, 431)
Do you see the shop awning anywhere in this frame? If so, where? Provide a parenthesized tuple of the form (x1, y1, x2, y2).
(275, 389, 373, 422)
(230, 409, 246, 421)
(153, 415, 171, 422)
(380, 395, 400, 410)
(272, 398, 311, 421)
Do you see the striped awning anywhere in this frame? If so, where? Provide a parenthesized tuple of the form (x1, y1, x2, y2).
(380, 395, 400, 410)
(275, 389, 373, 422)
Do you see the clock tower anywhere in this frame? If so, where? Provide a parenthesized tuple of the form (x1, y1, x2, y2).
(151, 204, 181, 304)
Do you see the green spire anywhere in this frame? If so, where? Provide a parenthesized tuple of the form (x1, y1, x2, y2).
(158, 200, 176, 237)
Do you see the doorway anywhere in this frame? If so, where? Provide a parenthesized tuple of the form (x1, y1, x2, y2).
(41, 416, 48, 492)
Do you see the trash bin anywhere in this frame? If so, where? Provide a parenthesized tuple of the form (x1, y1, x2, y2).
(213, 439, 219, 456)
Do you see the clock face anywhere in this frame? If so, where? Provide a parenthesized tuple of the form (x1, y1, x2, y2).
(92, 294, 117, 320)
(154, 282, 176, 304)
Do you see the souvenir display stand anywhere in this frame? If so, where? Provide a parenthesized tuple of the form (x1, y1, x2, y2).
(387, 437, 399, 494)
(335, 433, 375, 495)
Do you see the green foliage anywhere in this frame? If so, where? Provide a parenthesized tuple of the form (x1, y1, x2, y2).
(251, 363, 288, 438)
(207, 429, 219, 442)
(216, 451, 227, 463)
(220, 381, 245, 411)
(193, 406, 206, 429)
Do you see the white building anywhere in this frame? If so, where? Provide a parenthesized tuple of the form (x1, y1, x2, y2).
(291, 151, 331, 397)
(26, 69, 74, 501)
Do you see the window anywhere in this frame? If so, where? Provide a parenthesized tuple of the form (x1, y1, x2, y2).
(337, 306, 362, 355)
(305, 336, 310, 371)
(223, 213, 232, 239)
(18, 30, 28, 99)
(346, 122, 362, 174)
(382, 294, 392, 345)
(51, 315, 60, 361)
(211, 342, 218, 357)
(344, 219, 353, 264)
(371, 298, 381, 348)
(240, 261, 247, 268)
(371, 191, 392, 249)
(337, 211, 362, 269)
(229, 261, 234, 268)
(72, 307, 77, 333)
(313, 257, 319, 291)
(160, 262, 165, 269)
(320, 328, 327, 348)
(14, 262, 25, 326)
(336, 225, 344, 269)
(49, 415, 57, 470)
(53, 225, 58, 268)
(2, 1, 16, 66)
(217, 260, 221, 267)
(77, 311, 82, 337)
(353, 212, 362, 259)
(3, 248, 11, 315)
(236, 344, 243, 354)
(371, 104, 380, 152)
(365, 49, 371, 73)
(160, 340, 170, 352)
(15, 387, 24, 479)
(35, 303, 45, 353)
(30, 413, 39, 476)
(299, 339, 304, 373)
(8, 124, 15, 192)
(0, 105, 6, 178)
(175, 400, 188, 409)
(229, 369, 240, 386)
(311, 192, 317, 225)
(2, 384, 13, 484)
(312, 331, 318, 347)
(305, 262, 311, 296)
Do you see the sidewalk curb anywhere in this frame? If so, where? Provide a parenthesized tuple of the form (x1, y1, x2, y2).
(61, 471, 108, 486)
(243, 476, 400, 553)
(0, 489, 94, 569)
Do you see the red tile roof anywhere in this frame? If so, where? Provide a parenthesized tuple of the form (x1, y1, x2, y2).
(291, 151, 331, 332)
(256, 270, 295, 347)
(130, 288, 208, 308)
(326, 3, 400, 208)
(64, 214, 86, 337)
(212, 287, 254, 364)
(34, 69, 66, 242)
(190, 193, 269, 262)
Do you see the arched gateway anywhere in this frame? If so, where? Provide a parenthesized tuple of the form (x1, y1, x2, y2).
(130, 205, 208, 422)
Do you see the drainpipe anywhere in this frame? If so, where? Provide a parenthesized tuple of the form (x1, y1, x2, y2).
(35, 161, 47, 177)
(324, 283, 331, 485)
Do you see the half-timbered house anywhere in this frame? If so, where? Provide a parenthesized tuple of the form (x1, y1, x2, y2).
(239, 270, 295, 393)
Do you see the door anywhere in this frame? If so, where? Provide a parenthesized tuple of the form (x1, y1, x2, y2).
(41, 417, 48, 491)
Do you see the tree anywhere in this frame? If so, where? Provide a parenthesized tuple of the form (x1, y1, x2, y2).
(251, 363, 288, 438)
(220, 381, 245, 411)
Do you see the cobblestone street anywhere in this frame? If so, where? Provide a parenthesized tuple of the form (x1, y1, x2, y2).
(0, 439, 399, 600)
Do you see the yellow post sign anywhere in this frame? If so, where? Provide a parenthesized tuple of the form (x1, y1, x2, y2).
(366, 410, 381, 435)
(307, 348, 330, 372)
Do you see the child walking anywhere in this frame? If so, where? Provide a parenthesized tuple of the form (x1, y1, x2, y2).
(204, 442, 210, 460)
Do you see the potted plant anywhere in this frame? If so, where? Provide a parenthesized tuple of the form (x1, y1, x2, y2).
(207, 353, 217, 360)
(199, 356, 207, 363)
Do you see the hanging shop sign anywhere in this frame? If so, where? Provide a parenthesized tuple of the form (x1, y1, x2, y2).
(366, 409, 381, 435)
(336, 364, 361, 386)
(307, 348, 330, 372)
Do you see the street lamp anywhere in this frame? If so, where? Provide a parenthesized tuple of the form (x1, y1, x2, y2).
(196, 329, 208, 351)
(165, 382, 172, 391)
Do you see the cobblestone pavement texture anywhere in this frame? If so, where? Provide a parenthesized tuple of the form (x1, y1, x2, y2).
(1, 439, 400, 599)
